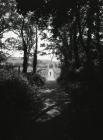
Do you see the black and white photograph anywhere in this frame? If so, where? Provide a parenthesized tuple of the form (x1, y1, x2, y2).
(0, 0, 103, 139)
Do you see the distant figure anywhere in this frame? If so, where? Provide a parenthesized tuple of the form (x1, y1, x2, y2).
(47, 68, 55, 81)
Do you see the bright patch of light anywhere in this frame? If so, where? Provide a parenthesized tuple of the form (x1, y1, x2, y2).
(2, 31, 59, 62)
(2, 31, 18, 42)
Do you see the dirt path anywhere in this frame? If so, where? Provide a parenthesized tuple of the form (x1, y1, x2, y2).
(31, 81, 72, 140)
(37, 80, 70, 122)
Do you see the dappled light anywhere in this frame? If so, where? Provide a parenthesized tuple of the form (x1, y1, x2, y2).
(0, 0, 103, 140)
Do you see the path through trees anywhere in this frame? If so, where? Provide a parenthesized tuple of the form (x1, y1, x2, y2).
(37, 80, 70, 121)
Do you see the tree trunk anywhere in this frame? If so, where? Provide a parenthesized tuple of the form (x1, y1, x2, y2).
(62, 32, 70, 67)
(73, 19, 80, 68)
(95, 1, 102, 61)
(86, 3, 94, 63)
(33, 25, 38, 73)
(23, 40, 28, 73)
(21, 18, 28, 73)
(95, 0, 103, 84)
(76, 5, 88, 57)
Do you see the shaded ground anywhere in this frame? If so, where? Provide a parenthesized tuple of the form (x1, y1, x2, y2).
(37, 80, 70, 121)
(31, 80, 71, 140)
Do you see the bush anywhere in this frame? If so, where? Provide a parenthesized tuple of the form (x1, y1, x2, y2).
(0, 51, 7, 64)
(0, 69, 43, 140)
(58, 64, 103, 140)
(26, 72, 45, 87)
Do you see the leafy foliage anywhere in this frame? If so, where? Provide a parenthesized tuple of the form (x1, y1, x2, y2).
(0, 0, 103, 139)
(27, 72, 45, 87)
(0, 69, 43, 139)
(0, 51, 7, 63)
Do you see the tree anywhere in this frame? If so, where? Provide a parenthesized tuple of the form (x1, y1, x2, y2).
(15, 0, 103, 84)
(33, 24, 38, 73)
(0, 0, 18, 65)
(15, 0, 49, 73)
(8, 11, 36, 73)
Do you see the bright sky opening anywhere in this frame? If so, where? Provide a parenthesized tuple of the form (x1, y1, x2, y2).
(2, 31, 58, 62)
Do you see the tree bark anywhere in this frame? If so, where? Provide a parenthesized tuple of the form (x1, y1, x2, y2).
(75, 5, 87, 56)
(73, 19, 80, 68)
(86, 2, 94, 63)
(95, 0, 101, 58)
(62, 32, 70, 67)
(23, 40, 28, 73)
(33, 24, 38, 73)
(21, 18, 28, 73)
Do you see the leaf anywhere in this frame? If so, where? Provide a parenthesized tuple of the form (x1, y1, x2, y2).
(40, 52, 47, 56)
(40, 43, 45, 47)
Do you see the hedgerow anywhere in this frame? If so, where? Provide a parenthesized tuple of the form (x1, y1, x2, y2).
(0, 69, 43, 140)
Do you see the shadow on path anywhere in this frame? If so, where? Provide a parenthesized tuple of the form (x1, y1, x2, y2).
(37, 80, 70, 121)
(31, 80, 71, 140)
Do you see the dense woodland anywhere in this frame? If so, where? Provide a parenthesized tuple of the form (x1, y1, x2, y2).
(0, 0, 103, 140)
